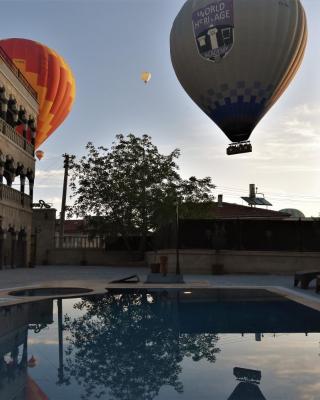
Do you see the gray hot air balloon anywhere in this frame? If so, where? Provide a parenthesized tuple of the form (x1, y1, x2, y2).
(170, 0, 307, 155)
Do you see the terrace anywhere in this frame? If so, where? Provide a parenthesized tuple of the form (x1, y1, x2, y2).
(0, 116, 34, 156)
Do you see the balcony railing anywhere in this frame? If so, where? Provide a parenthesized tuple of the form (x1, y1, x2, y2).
(0, 118, 34, 156)
(55, 235, 105, 249)
(0, 183, 31, 208)
(0, 47, 38, 101)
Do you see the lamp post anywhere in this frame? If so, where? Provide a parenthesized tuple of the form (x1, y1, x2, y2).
(59, 154, 71, 248)
(175, 199, 180, 275)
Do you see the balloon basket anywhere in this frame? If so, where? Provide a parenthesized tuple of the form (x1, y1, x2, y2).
(227, 141, 252, 156)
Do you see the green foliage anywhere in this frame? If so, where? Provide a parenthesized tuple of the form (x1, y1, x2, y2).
(69, 134, 215, 250)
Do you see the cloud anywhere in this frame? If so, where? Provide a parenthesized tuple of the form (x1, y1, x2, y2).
(274, 103, 320, 144)
(28, 338, 58, 345)
(291, 104, 320, 116)
(35, 169, 64, 178)
(35, 169, 64, 189)
(244, 103, 320, 171)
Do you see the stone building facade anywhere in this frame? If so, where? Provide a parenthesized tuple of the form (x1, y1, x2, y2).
(0, 47, 39, 268)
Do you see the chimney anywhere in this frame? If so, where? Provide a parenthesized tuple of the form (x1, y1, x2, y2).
(218, 194, 223, 207)
(249, 184, 256, 198)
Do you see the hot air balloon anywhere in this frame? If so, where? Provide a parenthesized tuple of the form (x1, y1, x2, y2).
(0, 38, 76, 149)
(35, 149, 44, 161)
(170, 0, 307, 155)
(27, 355, 37, 368)
(141, 71, 151, 84)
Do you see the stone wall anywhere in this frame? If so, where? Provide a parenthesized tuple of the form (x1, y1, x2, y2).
(145, 249, 320, 275)
(47, 248, 145, 266)
(32, 208, 57, 265)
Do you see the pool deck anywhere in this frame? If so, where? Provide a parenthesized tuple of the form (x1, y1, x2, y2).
(0, 265, 320, 311)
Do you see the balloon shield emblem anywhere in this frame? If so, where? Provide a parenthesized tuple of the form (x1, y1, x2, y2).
(192, 0, 234, 62)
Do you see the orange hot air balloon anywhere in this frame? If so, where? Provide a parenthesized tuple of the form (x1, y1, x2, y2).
(35, 149, 44, 161)
(0, 38, 76, 149)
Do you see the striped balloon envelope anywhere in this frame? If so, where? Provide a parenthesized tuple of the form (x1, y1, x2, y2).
(170, 0, 307, 154)
(0, 38, 76, 148)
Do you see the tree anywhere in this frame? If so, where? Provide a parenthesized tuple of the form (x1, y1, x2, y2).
(69, 134, 215, 251)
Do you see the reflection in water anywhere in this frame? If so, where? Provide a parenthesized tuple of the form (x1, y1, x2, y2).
(63, 291, 220, 399)
(0, 289, 320, 399)
(0, 301, 53, 399)
(228, 367, 266, 400)
(61, 289, 320, 400)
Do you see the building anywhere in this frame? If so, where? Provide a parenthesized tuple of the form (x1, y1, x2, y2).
(181, 195, 290, 220)
(0, 46, 39, 268)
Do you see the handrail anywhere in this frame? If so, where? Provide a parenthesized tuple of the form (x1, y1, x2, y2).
(0, 117, 34, 156)
(0, 47, 38, 101)
(0, 183, 32, 208)
(55, 235, 105, 249)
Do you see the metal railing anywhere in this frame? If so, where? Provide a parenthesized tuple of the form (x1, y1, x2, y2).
(0, 47, 38, 101)
(0, 183, 31, 208)
(0, 117, 34, 156)
(55, 235, 105, 249)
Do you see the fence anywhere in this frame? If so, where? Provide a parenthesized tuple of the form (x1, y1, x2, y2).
(55, 235, 105, 249)
(154, 219, 320, 252)
(0, 118, 34, 156)
(0, 183, 31, 208)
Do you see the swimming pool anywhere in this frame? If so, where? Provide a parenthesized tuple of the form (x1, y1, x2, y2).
(1, 288, 320, 399)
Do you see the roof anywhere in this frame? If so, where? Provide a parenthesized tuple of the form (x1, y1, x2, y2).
(181, 201, 290, 219)
(60, 219, 85, 234)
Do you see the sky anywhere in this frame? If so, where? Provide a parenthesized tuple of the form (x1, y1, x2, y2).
(2, 0, 320, 216)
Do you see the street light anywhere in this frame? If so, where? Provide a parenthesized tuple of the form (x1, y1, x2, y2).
(176, 199, 180, 275)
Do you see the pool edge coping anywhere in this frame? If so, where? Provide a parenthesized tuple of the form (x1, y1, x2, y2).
(0, 281, 319, 311)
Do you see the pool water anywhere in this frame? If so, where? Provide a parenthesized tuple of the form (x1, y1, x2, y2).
(1, 288, 320, 400)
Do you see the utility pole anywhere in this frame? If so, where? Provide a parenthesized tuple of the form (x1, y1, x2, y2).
(59, 154, 70, 248)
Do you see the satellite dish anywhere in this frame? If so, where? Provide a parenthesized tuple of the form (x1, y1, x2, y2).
(279, 209, 305, 218)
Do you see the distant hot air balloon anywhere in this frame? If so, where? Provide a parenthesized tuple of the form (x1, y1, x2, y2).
(141, 71, 151, 84)
(170, 0, 307, 155)
(27, 355, 37, 368)
(0, 38, 76, 149)
(35, 149, 44, 161)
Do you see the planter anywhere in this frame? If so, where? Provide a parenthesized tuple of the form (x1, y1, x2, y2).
(159, 255, 168, 276)
(150, 263, 160, 273)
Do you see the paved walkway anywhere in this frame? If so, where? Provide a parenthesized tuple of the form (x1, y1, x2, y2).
(0, 265, 290, 288)
(0, 265, 319, 300)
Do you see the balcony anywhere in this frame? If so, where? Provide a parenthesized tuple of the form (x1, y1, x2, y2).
(0, 47, 38, 101)
(0, 183, 31, 209)
(0, 118, 34, 156)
